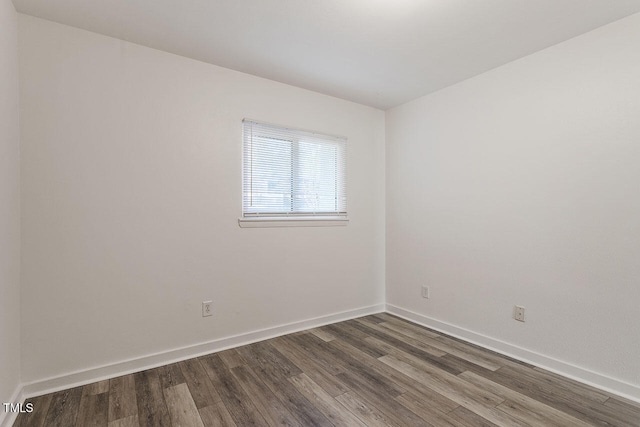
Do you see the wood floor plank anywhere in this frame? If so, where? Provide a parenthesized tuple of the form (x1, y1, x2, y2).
(347, 319, 466, 375)
(230, 364, 301, 427)
(199, 353, 269, 426)
(108, 374, 138, 422)
(364, 332, 478, 386)
(438, 353, 497, 376)
(288, 373, 367, 427)
(248, 359, 335, 426)
(157, 362, 186, 389)
(283, 333, 346, 376)
(433, 333, 527, 371)
(352, 317, 448, 358)
(107, 415, 139, 427)
(379, 314, 529, 370)
(375, 314, 441, 338)
(179, 358, 222, 409)
(320, 338, 406, 399)
(497, 399, 573, 427)
(14, 393, 53, 427)
(375, 319, 504, 371)
(334, 391, 400, 427)
(394, 392, 460, 427)
(323, 322, 388, 358)
(335, 370, 432, 427)
(163, 383, 205, 427)
(287, 329, 310, 337)
(458, 370, 592, 427)
(351, 337, 462, 414)
(530, 365, 610, 403)
(357, 315, 436, 340)
(134, 369, 171, 427)
(447, 406, 501, 427)
(382, 314, 526, 370)
(380, 351, 503, 410)
(42, 386, 83, 427)
(270, 335, 351, 397)
(603, 397, 640, 425)
(365, 334, 477, 388)
(353, 318, 447, 357)
(235, 341, 302, 379)
(379, 355, 530, 427)
(604, 394, 640, 410)
(324, 339, 435, 426)
(506, 365, 635, 425)
(309, 327, 337, 342)
(391, 376, 461, 415)
(217, 349, 245, 370)
(329, 335, 459, 407)
(83, 380, 110, 396)
(373, 340, 504, 407)
(366, 313, 389, 324)
(75, 392, 109, 427)
(289, 330, 406, 399)
(470, 365, 631, 426)
(198, 403, 237, 427)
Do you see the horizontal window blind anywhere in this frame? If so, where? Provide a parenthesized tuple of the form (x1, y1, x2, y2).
(242, 120, 347, 217)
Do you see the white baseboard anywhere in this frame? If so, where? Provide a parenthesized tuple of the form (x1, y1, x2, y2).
(19, 304, 384, 399)
(386, 303, 640, 403)
(12, 301, 639, 416)
(0, 385, 24, 427)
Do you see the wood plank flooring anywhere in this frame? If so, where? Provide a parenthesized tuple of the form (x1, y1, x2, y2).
(14, 314, 640, 426)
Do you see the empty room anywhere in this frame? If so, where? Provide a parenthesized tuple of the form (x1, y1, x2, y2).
(1, 0, 639, 426)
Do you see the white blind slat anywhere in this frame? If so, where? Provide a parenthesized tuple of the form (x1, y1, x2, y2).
(242, 120, 347, 217)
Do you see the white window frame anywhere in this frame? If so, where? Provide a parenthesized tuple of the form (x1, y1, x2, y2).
(239, 119, 348, 228)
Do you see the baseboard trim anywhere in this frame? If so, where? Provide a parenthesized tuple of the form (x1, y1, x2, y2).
(15, 302, 639, 409)
(386, 303, 640, 403)
(20, 304, 384, 399)
(0, 385, 24, 427)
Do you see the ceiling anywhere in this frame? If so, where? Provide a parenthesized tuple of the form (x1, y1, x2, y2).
(12, 0, 640, 110)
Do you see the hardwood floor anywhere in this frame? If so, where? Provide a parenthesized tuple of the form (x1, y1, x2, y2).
(14, 314, 640, 426)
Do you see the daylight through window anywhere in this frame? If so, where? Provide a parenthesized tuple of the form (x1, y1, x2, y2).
(242, 120, 347, 218)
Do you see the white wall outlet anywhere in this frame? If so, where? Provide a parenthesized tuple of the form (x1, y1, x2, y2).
(202, 301, 213, 317)
(514, 305, 525, 322)
(421, 285, 430, 299)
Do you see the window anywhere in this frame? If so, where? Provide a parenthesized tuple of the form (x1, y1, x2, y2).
(240, 120, 347, 227)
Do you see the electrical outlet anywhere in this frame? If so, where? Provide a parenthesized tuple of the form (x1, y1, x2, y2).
(421, 285, 430, 299)
(202, 301, 213, 317)
(514, 305, 525, 322)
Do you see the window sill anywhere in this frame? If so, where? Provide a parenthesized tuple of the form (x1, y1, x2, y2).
(238, 216, 349, 228)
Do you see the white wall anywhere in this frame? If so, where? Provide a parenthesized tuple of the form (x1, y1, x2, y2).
(19, 15, 385, 384)
(386, 13, 640, 398)
(0, 0, 21, 410)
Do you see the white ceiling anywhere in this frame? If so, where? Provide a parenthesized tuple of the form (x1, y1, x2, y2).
(12, 0, 640, 109)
